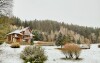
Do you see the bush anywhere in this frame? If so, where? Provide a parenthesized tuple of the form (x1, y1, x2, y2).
(10, 42, 20, 48)
(61, 43, 81, 60)
(98, 44, 100, 48)
(72, 44, 81, 59)
(0, 40, 4, 45)
(20, 45, 47, 63)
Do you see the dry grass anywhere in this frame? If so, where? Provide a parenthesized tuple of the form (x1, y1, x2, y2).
(36, 41, 54, 46)
(19, 41, 30, 45)
(10, 42, 20, 48)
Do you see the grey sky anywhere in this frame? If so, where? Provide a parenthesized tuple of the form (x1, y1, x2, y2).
(13, 0, 100, 27)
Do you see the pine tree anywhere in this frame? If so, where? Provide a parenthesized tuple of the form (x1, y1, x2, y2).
(55, 33, 67, 48)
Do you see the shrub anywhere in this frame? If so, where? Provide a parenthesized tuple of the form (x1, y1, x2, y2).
(61, 43, 81, 60)
(0, 40, 4, 45)
(72, 44, 81, 59)
(98, 44, 100, 48)
(10, 42, 20, 48)
(20, 45, 47, 63)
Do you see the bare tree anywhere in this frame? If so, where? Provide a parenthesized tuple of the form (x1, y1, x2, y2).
(0, 0, 13, 17)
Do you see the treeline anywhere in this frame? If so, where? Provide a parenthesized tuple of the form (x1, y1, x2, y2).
(12, 18, 60, 33)
(11, 17, 100, 44)
(1, 16, 100, 44)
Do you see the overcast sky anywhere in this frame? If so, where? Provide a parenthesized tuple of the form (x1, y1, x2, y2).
(13, 0, 100, 27)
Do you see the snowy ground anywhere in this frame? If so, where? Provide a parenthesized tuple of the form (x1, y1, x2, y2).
(0, 43, 24, 63)
(43, 44, 100, 63)
(0, 43, 100, 63)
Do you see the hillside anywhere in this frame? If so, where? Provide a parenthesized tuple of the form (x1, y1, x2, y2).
(0, 16, 13, 43)
(11, 17, 100, 44)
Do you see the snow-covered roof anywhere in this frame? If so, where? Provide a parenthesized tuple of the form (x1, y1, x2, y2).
(7, 27, 34, 36)
(7, 30, 22, 35)
(20, 27, 29, 32)
(24, 29, 30, 35)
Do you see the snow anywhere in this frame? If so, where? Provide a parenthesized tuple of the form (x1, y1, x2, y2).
(43, 44, 100, 63)
(7, 27, 29, 35)
(0, 44, 25, 63)
(8, 30, 22, 35)
(79, 44, 90, 49)
(0, 44, 100, 63)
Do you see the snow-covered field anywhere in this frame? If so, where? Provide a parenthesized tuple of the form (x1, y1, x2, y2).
(0, 43, 100, 63)
(43, 44, 100, 63)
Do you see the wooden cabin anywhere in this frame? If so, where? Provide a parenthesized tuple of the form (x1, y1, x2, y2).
(6, 27, 34, 43)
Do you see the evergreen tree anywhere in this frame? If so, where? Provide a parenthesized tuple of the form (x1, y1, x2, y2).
(55, 33, 67, 48)
(32, 31, 43, 41)
(77, 39, 81, 44)
(55, 33, 63, 47)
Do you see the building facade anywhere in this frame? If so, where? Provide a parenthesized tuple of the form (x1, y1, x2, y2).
(6, 27, 34, 43)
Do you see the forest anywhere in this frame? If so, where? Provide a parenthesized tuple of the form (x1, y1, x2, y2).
(0, 16, 100, 44)
(10, 17, 100, 44)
